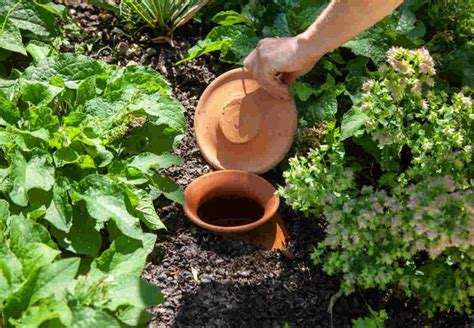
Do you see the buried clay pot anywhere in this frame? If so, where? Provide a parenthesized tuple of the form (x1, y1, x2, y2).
(195, 68, 297, 174)
(183, 170, 280, 234)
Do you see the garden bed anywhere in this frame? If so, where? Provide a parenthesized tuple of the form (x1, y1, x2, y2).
(62, 2, 470, 327)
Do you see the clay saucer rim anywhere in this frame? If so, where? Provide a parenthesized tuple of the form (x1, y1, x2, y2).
(194, 67, 297, 174)
(183, 170, 280, 234)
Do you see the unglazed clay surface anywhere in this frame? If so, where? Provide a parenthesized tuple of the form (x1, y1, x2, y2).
(195, 68, 297, 174)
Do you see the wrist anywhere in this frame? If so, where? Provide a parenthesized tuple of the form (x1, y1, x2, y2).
(296, 31, 325, 63)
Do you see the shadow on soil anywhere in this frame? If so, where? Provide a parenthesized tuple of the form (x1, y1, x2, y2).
(168, 204, 469, 328)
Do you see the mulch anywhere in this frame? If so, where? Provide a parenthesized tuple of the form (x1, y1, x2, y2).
(59, 2, 470, 327)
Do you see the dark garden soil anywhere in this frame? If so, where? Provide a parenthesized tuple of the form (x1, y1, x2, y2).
(62, 2, 470, 327)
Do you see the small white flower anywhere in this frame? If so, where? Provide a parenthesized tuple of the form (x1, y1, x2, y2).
(460, 96, 472, 107)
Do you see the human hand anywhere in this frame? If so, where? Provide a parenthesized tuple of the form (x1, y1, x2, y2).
(243, 36, 321, 100)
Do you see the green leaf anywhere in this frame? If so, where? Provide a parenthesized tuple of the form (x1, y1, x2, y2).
(70, 305, 121, 328)
(90, 233, 155, 280)
(396, 5, 417, 34)
(263, 13, 291, 37)
(0, 244, 24, 302)
(23, 53, 107, 89)
(44, 176, 73, 232)
(9, 297, 73, 328)
(3, 258, 80, 320)
(151, 174, 184, 204)
(177, 25, 258, 65)
(115, 305, 153, 327)
(0, 22, 27, 56)
(90, 234, 163, 312)
(9, 213, 56, 254)
(6, 126, 50, 151)
(51, 208, 102, 257)
(23, 105, 59, 133)
(133, 94, 186, 133)
(53, 146, 96, 169)
(20, 80, 63, 105)
(343, 26, 388, 65)
(75, 76, 97, 106)
(288, 0, 329, 34)
(16, 242, 60, 277)
(108, 278, 163, 315)
(9, 150, 55, 207)
(26, 41, 53, 63)
(129, 152, 183, 173)
(212, 10, 253, 27)
(220, 27, 260, 65)
(176, 25, 233, 64)
(1, 0, 61, 38)
(72, 175, 143, 240)
(291, 81, 315, 102)
(442, 44, 474, 88)
(0, 92, 20, 125)
(133, 189, 166, 231)
(340, 107, 370, 140)
(302, 90, 338, 125)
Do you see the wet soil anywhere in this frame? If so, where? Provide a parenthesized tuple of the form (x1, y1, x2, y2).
(61, 2, 470, 327)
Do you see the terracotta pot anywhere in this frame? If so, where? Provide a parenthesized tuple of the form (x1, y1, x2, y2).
(194, 68, 297, 174)
(183, 170, 280, 234)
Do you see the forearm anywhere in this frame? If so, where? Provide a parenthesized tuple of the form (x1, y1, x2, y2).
(298, 0, 403, 61)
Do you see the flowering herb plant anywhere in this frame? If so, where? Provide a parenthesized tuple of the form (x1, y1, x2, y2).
(279, 47, 473, 316)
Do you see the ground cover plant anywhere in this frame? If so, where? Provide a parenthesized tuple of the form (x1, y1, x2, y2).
(0, 42, 186, 326)
(0, 0, 66, 64)
(280, 47, 473, 316)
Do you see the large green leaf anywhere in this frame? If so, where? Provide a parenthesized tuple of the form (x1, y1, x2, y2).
(0, 0, 61, 38)
(23, 53, 108, 89)
(8, 213, 56, 253)
(44, 176, 73, 233)
(9, 150, 55, 207)
(89, 234, 163, 313)
(51, 208, 102, 257)
(343, 26, 388, 65)
(0, 244, 23, 302)
(15, 242, 60, 277)
(301, 90, 338, 124)
(0, 23, 27, 56)
(72, 175, 143, 240)
(8, 297, 73, 328)
(3, 258, 80, 320)
(19, 80, 63, 106)
(70, 305, 121, 328)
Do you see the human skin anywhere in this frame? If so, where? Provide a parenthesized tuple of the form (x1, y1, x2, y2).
(243, 0, 403, 100)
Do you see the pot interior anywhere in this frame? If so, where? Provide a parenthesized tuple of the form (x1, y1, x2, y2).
(197, 194, 264, 227)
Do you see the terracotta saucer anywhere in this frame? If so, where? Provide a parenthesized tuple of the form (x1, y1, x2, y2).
(195, 68, 297, 174)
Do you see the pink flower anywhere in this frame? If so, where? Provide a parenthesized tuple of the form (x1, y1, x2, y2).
(362, 80, 374, 92)
(422, 100, 429, 110)
(411, 80, 422, 94)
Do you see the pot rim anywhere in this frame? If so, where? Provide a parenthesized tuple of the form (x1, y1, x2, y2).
(183, 170, 280, 234)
